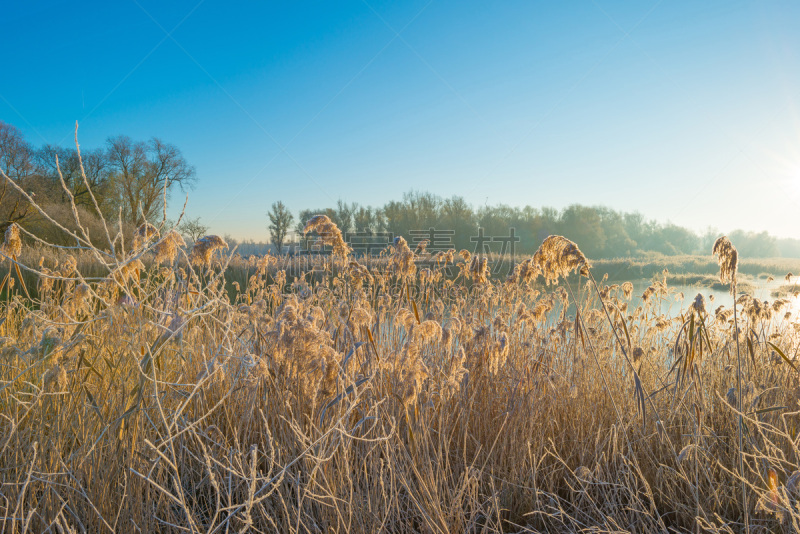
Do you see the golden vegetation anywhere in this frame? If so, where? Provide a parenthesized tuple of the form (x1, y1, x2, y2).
(2, 166, 800, 531)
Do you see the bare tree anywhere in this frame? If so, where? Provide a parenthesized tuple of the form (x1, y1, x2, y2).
(354, 205, 377, 234)
(268, 201, 294, 255)
(179, 216, 208, 243)
(106, 135, 196, 223)
(0, 122, 34, 231)
(0, 121, 34, 181)
(34, 144, 113, 211)
(333, 199, 354, 234)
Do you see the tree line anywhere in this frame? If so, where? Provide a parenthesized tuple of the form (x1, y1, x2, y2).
(0, 120, 195, 245)
(281, 191, 798, 259)
(2, 120, 794, 259)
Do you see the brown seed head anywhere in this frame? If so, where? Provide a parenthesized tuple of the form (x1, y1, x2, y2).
(2, 223, 22, 258)
(712, 236, 738, 294)
(154, 230, 186, 264)
(389, 236, 416, 278)
(302, 214, 350, 257)
(469, 255, 490, 284)
(689, 293, 706, 316)
(621, 281, 634, 300)
(189, 235, 228, 268)
(532, 235, 591, 285)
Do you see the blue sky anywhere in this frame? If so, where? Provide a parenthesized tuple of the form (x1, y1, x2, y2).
(2, 1, 800, 240)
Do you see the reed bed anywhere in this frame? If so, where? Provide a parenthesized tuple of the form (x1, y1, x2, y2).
(1, 168, 800, 532)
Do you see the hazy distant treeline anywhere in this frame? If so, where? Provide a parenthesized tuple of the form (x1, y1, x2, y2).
(293, 191, 798, 259)
(3, 119, 795, 259)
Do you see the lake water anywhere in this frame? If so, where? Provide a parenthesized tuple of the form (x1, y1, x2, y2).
(620, 276, 800, 319)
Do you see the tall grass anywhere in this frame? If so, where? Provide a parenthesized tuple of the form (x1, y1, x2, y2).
(1, 150, 800, 532)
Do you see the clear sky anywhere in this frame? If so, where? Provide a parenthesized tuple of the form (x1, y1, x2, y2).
(2, 1, 800, 240)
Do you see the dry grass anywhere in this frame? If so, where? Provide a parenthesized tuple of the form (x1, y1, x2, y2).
(2, 163, 800, 532)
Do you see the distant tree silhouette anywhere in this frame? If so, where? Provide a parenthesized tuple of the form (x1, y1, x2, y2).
(179, 216, 208, 243)
(268, 201, 294, 254)
(106, 135, 196, 223)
